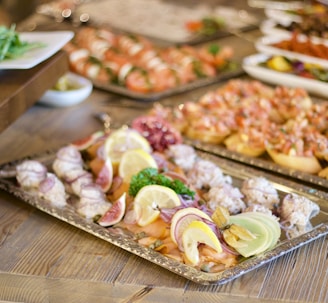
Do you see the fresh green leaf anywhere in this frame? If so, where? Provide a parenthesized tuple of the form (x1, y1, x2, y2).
(208, 44, 220, 55)
(0, 24, 45, 61)
(129, 167, 195, 198)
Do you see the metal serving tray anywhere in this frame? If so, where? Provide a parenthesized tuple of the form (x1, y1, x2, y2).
(0, 149, 327, 285)
(93, 67, 244, 101)
(184, 138, 328, 190)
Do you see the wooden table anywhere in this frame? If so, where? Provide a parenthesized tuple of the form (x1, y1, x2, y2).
(1, 3, 328, 303)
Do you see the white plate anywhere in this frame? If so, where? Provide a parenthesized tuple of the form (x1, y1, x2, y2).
(243, 53, 328, 98)
(260, 19, 328, 45)
(38, 72, 93, 107)
(264, 8, 302, 23)
(0, 31, 74, 69)
(260, 19, 294, 37)
(255, 35, 328, 69)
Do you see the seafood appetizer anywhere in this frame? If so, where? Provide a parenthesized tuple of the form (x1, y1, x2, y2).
(270, 33, 328, 60)
(266, 3, 328, 40)
(143, 79, 328, 177)
(260, 55, 328, 82)
(63, 26, 235, 94)
(11, 126, 320, 273)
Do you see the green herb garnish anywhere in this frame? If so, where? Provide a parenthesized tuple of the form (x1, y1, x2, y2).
(208, 44, 220, 55)
(0, 24, 45, 61)
(128, 167, 195, 199)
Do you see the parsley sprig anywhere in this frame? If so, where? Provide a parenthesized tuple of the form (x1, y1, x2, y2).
(128, 168, 195, 199)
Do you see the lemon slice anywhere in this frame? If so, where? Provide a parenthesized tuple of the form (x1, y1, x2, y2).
(134, 184, 181, 226)
(104, 127, 151, 165)
(119, 149, 158, 183)
(182, 220, 222, 265)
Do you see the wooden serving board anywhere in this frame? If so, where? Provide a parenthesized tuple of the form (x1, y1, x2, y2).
(0, 51, 68, 133)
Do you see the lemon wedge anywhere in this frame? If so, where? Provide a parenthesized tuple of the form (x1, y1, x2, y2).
(182, 220, 222, 265)
(104, 127, 152, 165)
(119, 149, 158, 183)
(134, 184, 181, 226)
(267, 56, 292, 72)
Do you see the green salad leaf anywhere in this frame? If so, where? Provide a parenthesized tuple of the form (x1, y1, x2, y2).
(0, 24, 45, 61)
(128, 168, 195, 199)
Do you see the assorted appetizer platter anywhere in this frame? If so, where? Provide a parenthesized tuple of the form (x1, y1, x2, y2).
(242, 53, 328, 98)
(0, 126, 327, 284)
(63, 26, 242, 101)
(140, 79, 328, 189)
(255, 33, 328, 69)
(264, 1, 327, 24)
(260, 19, 328, 44)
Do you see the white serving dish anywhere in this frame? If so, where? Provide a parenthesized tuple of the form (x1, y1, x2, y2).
(260, 19, 328, 45)
(242, 53, 328, 98)
(260, 19, 294, 37)
(255, 35, 328, 69)
(38, 72, 93, 107)
(0, 31, 74, 69)
(264, 8, 302, 24)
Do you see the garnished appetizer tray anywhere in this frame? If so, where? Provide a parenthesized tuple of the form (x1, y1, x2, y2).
(242, 53, 328, 98)
(92, 68, 244, 101)
(186, 138, 328, 190)
(264, 1, 328, 25)
(144, 78, 328, 190)
(260, 19, 328, 45)
(0, 145, 327, 285)
(63, 26, 244, 101)
(255, 34, 328, 69)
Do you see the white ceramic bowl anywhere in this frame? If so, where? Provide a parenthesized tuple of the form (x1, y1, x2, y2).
(38, 72, 93, 107)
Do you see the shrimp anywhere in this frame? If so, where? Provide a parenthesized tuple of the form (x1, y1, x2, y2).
(125, 68, 152, 93)
(75, 27, 117, 59)
(198, 44, 233, 68)
(64, 42, 113, 83)
(116, 34, 153, 57)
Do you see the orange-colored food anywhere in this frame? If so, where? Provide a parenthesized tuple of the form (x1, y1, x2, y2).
(272, 33, 328, 60)
(89, 157, 104, 176)
(145, 79, 328, 176)
(63, 26, 234, 93)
